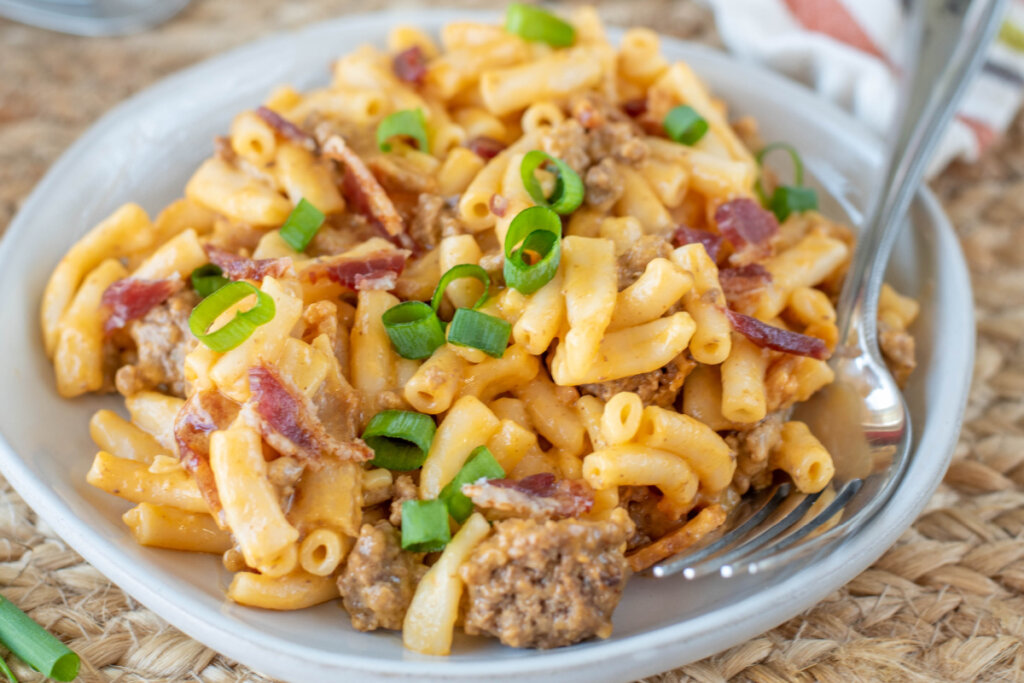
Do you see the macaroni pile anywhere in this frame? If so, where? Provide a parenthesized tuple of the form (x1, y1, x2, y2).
(40, 5, 919, 654)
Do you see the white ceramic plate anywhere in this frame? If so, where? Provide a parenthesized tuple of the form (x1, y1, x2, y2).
(0, 10, 973, 683)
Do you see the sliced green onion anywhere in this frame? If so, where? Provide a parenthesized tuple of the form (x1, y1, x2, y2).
(377, 109, 429, 153)
(362, 409, 437, 470)
(401, 498, 452, 552)
(0, 655, 15, 683)
(430, 264, 490, 313)
(519, 150, 584, 214)
(188, 281, 276, 353)
(756, 142, 806, 188)
(0, 595, 79, 682)
(664, 105, 708, 145)
(505, 3, 575, 47)
(382, 301, 446, 359)
(768, 185, 818, 222)
(190, 264, 229, 298)
(278, 198, 325, 251)
(503, 206, 562, 295)
(439, 446, 505, 522)
(447, 308, 512, 358)
(756, 142, 818, 221)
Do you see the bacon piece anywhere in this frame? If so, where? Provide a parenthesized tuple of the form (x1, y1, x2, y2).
(671, 225, 725, 261)
(714, 198, 779, 248)
(323, 135, 405, 237)
(174, 390, 240, 522)
(489, 193, 509, 218)
(726, 309, 829, 360)
(246, 365, 373, 464)
(465, 136, 506, 161)
(102, 277, 184, 333)
(462, 473, 594, 520)
(255, 106, 316, 150)
(392, 45, 427, 85)
(204, 244, 294, 283)
(302, 248, 410, 291)
(622, 97, 648, 118)
(719, 263, 772, 298)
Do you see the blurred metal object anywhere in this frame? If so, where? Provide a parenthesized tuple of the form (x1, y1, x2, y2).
(0, 0, 189, 36)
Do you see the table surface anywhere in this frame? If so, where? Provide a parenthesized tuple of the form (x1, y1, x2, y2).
(2, 1, 1023, 681)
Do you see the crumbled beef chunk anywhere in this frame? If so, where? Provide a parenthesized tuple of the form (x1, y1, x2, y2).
(726, 412, 784, 496)
(584, 158, 624, 210)
(579, 354, 695, 408)
(542, 119, 590, 174)
(616, 234, 673, 290)
(620, 486, 680, 550)
(879, 323, 916, 388)
(388, 474, 418, 527)
(338, 521, 425, 631)
(541, 110, 648, 182)
(114, 290, 198, 398)
(408, 193, 462, 249)
(587, 120, 647, 165)
(459, 511, 634, 649)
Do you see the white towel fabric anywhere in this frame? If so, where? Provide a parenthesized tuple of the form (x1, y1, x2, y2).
(706, 0, 1024, 175)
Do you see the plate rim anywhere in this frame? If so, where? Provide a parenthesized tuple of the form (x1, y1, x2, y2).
(0, 9, 974, 681)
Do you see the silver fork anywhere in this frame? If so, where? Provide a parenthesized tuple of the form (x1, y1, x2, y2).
(653, 0, 1007, 581)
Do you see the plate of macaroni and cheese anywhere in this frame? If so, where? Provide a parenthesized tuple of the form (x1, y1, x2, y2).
(0, 7, 973, 682)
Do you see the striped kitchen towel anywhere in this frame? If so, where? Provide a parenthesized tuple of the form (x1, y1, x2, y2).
(705, 0, 1024, 175)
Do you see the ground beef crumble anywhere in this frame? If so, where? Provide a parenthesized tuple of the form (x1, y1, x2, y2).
(114, 290, 198, 398)
(726, 412, 784, 496)
(338, 521, 425, 631)
(616, 234, 673, 290)
(579, 353, 695, 408)
(458, 510, 634, 649)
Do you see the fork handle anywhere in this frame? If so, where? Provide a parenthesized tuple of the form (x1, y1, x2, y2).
(835, 0, 1007, 349)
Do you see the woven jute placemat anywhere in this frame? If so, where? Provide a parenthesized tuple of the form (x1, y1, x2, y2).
(2, 1, 1023, 680)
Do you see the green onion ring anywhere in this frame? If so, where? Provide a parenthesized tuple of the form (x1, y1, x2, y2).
(377, 108, 430, 153)
(430, 263, 491, 313)
(188, 281, 276, 353)
(189, 264, 230, 298)
(756, 142, 818, 221)
(362, 409, 437, 470)
(663, 105, 709, 146)
(447, 308, 512, 358)
(439, 446, 505, 522)
(278, 198, 326, 251)
(519, 150, 584, 215)
(382, 301, 446, 360)
(401, 498, 452, 552)
(505, 3, 575, 47)
(503, 205, 562, 295)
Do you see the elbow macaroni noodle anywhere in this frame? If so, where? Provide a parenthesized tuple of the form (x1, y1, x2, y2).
(41, 7, 916, 654)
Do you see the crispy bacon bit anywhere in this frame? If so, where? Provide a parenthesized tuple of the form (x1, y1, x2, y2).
(246, 365, 373, 464)
(671, 225, 725, 261)
(174, 390, 239, 521)
(392, 46, 427, 85)
(622, 97, 648, 118)
(255, 106, 316, 151)
(324, 135, 405, 237)
(205, 244, 294, 282)
(303, 248, 410, 291)
(466, 136, 506, 161)
(101, 277, 184, 333)
(714, 198, 779, 248)
(726, 309, 829, 360)
(489, 193, 509, 218)
(462, 473, 594, 520)
(719, 263, 772, 298)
